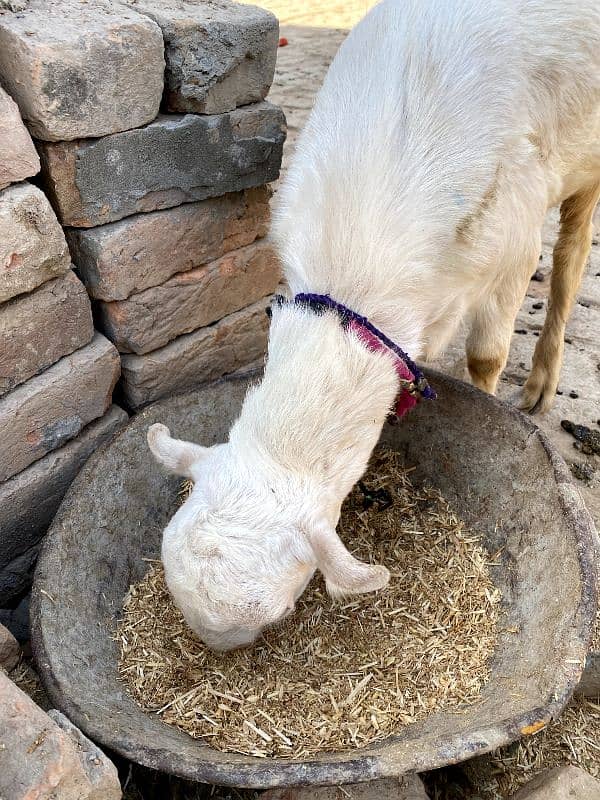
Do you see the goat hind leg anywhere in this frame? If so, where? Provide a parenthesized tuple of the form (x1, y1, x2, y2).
(520, 182, 600, 414)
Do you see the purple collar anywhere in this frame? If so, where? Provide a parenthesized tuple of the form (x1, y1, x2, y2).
(272, 293, 436, 414)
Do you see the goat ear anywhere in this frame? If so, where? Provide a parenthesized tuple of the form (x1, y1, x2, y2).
(147, 423, 210, 478)
(305, 519, 390, 599)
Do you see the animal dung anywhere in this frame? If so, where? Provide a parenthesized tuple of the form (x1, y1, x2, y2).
(117, 448, 501, 759)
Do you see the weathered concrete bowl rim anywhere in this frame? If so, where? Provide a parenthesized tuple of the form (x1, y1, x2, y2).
(31, 370, 598, 788)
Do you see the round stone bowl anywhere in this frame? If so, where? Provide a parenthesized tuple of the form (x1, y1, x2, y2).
(31, 370, 597, 790)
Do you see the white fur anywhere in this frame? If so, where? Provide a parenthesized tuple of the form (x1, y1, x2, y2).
(149, 0, 600, 650)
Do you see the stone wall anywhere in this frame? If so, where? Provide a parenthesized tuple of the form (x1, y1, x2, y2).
(0, 0, 285, 615)
(0, 96, 125, 610)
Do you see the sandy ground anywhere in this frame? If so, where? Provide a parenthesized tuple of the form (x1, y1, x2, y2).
(245, 0, 600, 525)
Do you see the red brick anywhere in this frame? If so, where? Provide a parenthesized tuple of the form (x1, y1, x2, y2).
(120, 298, 270, 409)
(0, 183, 70, 303)
(96, 241, 280, 354)
(0, 333, 120, 482)
(0, 670, 121, 799)
(67, 187, 271, 301)
(0, 0, 164, 141)
(0, 271, 93, 396)
(0, 86, 39, 190)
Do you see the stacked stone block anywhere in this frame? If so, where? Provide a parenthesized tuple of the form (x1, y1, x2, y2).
(0, 90, 125, 607)
(0, 0, 284, 605)
(3, 0, 285, 412)
(0, 1, 283, 792)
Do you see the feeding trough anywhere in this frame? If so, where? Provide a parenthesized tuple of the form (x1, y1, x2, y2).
(31, 370, 597, 790)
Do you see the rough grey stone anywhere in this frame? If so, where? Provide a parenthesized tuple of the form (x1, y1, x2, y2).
(0, 0, 164, 141)
(67, 186, 271, 301)
(0, 271, 93, 396)
(577, 651, 600, 697)
(0, 406, 127, 600)
(0, 182, 70, 303)
(38, 101, 286, 226)
(509, 765, 600, 799)
(0, 332, 120, 482)
(0, 670, 122, 800)
(120, 297, 270, 409)
(0, 85, 39, 190)
(96, 240, 280, 354)
(129, 0, 278, 114)
(47, 710, 123, 800)
(0, 621, 20, 670)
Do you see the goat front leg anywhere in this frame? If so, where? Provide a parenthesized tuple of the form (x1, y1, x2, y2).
(466, 257, 538, 395)
(520, 182, 600, 413)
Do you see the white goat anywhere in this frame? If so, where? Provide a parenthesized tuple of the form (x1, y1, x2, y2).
(148, 0, 600, 650)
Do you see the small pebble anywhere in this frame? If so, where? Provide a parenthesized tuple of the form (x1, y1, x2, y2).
(278, 36, 288, 46)
(531, 270, 544, 281)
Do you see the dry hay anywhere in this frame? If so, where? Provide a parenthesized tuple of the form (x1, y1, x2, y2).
(117, 447, 501, 758)
(461, 695, 600, 799)
(591, 605, 600, 653)
(9, 659, 51, 711)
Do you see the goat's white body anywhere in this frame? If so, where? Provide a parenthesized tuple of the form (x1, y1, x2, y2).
(273, 0, 600, 358)
(247, 0, 600, 519)
(150, 0, 600, 650)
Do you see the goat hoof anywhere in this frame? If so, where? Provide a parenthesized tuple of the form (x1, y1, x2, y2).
(518, 385, 554, 415)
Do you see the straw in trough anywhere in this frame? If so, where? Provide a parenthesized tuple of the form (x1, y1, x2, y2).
(117, 447, 501, 758)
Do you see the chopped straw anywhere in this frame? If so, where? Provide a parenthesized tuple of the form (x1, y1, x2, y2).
(591, 605, 600, 653)
(117, 447, 501, 758)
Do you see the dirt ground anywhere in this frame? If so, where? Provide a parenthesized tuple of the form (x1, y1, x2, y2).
(245, 0, 600, 526)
